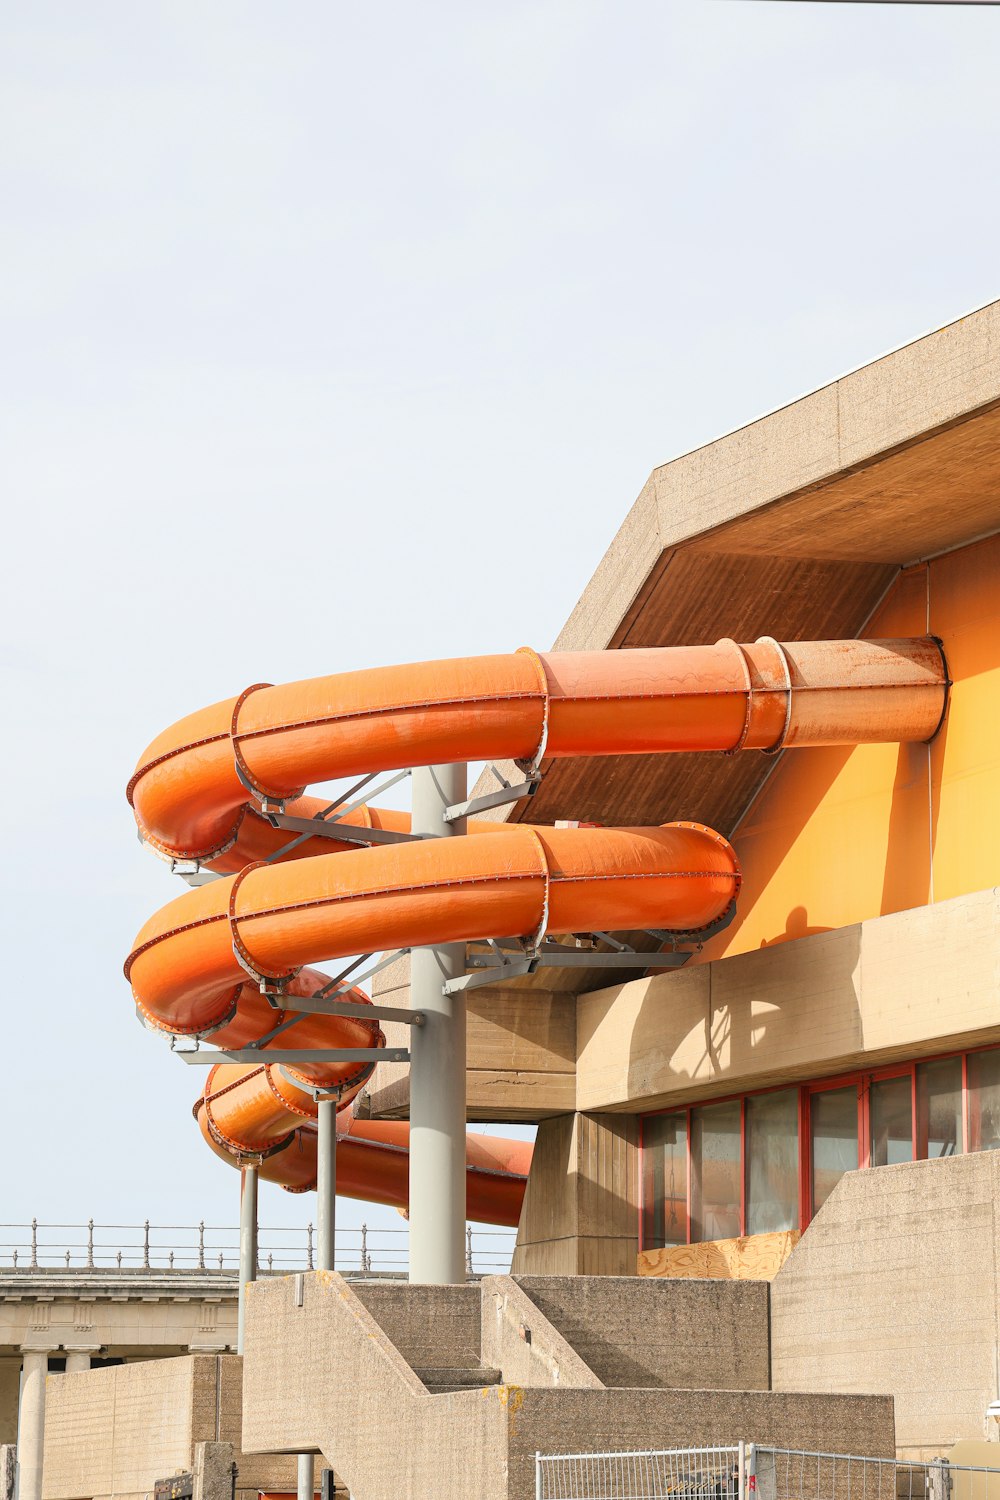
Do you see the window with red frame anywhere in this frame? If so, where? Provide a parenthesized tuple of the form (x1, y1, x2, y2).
(639, 1044, 1000, 1251)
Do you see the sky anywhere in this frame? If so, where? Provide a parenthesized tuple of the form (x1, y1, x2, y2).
(1, 1, 998, 1263)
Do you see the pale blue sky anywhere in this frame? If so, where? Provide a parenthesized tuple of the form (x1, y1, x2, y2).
(1, 1, 998, 1251)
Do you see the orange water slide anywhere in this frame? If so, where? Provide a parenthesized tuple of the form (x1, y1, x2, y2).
(127, 637, 947, 1224)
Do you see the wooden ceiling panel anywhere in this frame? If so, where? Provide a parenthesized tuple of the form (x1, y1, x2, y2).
(615, 553, 894, 651)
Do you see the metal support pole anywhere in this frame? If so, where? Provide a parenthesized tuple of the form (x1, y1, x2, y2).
(297, 1453, 313, 1500)
(316, 1097, 337, 1271)
(408, 763, 467, 1285)
(237, 1164, 258, 1355)
(297, 1110, 331, 1500)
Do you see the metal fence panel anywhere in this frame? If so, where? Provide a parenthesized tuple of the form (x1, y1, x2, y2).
(536, 1447, 1000, 1500)
(536, 1445, 742, 1500)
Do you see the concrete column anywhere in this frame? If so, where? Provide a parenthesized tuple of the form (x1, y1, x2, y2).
(192, 1440, 236, 1500)
(16, 1348, 49, 1500)
(511, 1112, 640, 1275)
(408, 763, 468, 1285)
(237, 1163, 258, 1355)
(1, 1443, 16, 1500)
(63, 1346, 100, 1374)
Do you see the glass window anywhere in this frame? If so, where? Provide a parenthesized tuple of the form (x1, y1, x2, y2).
(969, 1049, 1000, 1153)
(746, 1089, 799, 1234)
(870, 1075, 914, 1167)
(811, 1086, 858, 1215)
(916, 1057, 962, 1159)
(691, 1100, 741, 1242)
(641, 1113, 687, 1249)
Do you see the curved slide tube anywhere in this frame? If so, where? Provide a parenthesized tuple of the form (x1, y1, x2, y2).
(127, 636, 946, 1224)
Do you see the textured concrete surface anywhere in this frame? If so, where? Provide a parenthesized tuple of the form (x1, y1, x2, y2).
(772, 1153, 1000, 1458)
(192, 1441, 236, 1500)
(242, 1274, 509, 1500)
(578, 889, 1000, 1114)
(1, 1445, 15, 1500)
(242, 1272, 894, 1500)
(0, 1370, 16, 1451)
(351, 1282, 482, 1369)
(506, 1389, 894, 1500)
(480, 1277, 603, 1390)
(512, 1112, 639, 1274)
(516, 1275, 770, 1390)
(42, 1354, 306, 1500)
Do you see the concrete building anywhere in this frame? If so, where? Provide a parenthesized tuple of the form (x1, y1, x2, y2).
(34, 300, 1000, 1496)
(359, 298, 1000, 1455)
(0, 1262, 239, 1500)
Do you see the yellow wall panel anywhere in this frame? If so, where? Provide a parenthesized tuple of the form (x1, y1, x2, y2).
(701, 534, 1000, 964)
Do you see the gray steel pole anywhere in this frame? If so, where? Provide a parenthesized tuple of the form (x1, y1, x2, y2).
(237, 1164, 258, 1354)
(408, 763, 467, 1285)
(316, 1096, 337, 1271)
(297, 1454, 313, 1500)
(297, 1107, 333, 1500)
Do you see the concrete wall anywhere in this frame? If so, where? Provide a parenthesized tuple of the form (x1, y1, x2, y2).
(242, 1273, 510, 1500)
(42, 1354, 307, 1500)
(362, 957, 576, 1122)
(771, 1153, 1000, 1458)
(578, 888, 1000, 1114)
(0, 1362, 17, 1447)
(515, 1275, 770, 1391)
(512, 1113, 639, 1274)
(505, 1389, 894, 1500)
(242, 1272, 894, 1500)
(350, 1283, 482, 1370)
(480, 1277, 603, 1390)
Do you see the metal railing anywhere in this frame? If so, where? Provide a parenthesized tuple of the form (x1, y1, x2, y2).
(535, 1447, 1000, 1500)
(0, 1220, 517, 1278)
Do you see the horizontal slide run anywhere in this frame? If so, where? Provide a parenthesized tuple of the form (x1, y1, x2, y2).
(127, 637, 946, 1223)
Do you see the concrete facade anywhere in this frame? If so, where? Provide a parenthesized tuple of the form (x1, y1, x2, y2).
(512, 1112, 640, 1275)
(514, 1275, 770, 1390)
(0, 1268, 239, 1500)
(37, 307, 1000, 1499)
(42, 1353, 311, 1500)
(576, 888, 1000, 1115)
(771, 1154, 1000, 1459)
(237, 1271, 894, 1500)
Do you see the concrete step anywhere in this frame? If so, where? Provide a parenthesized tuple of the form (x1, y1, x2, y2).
(413, 1365, 503, 1393)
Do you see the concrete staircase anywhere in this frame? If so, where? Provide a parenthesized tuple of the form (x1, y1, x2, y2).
(413, 1365, 504, 1394)
(240, 1271, 897, 1500)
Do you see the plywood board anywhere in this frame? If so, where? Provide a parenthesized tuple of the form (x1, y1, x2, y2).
(638, 1230, 800, 1281)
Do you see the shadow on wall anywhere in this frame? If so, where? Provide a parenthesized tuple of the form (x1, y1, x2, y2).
(622, 913, 864, 1108)
(759, 906, 832, 947)
(880, 712, 948, 917)
(699, 743, 857, 963)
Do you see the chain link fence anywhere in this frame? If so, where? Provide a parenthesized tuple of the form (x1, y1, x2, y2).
(535, 1447, 1000, 1500)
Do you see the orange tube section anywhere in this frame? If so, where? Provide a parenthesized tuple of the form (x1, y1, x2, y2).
(196, 1101, 533, 1226)
(128, 635, 946, 1224)
(128, 638, 947, 863)
(127, 822, 740, 1036)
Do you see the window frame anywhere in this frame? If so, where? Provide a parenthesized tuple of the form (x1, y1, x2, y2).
(638, 1040, 1000, 1253)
